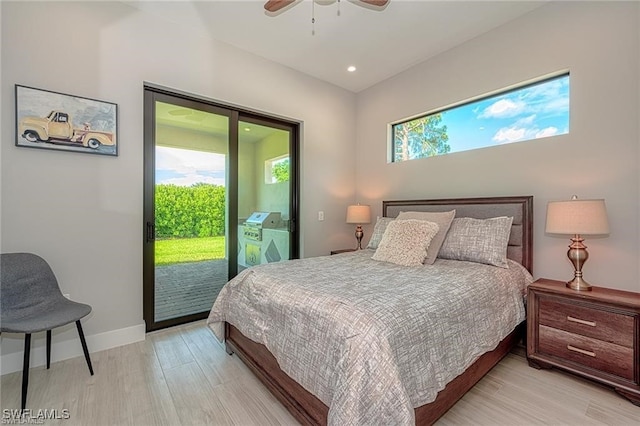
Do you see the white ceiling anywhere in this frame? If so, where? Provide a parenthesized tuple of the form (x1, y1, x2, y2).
(156, 99, 283, 144)
(125, 0, 547, 93)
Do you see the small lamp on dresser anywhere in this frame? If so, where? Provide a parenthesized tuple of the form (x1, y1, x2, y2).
(545, 195, 610, 291)
(346, 204, 371, 250)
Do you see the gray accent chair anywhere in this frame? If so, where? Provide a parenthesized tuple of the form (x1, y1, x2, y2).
(0, 253, 94, 410)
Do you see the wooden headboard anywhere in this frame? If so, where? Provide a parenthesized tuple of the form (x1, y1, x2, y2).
(383, 196, 533, 273)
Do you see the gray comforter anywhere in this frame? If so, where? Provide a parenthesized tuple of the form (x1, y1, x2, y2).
(207, 250, 532, 425)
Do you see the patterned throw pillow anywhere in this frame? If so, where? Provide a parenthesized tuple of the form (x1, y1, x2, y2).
(366, 216, 394, 249)
(396, 210, 456, 264)
(438, 216, 513, 268)
(372, 219, 440, 267)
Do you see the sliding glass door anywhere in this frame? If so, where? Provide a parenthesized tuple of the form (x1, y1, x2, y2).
(143, 87, 299, 331)
(237, 119, 294, 274)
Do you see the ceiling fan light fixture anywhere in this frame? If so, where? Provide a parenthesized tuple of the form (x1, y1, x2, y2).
(264, 0, 389, 14)
(168, 108, 192, 116)
(360, 0, 389, 6)
(264, 0, 296, 13)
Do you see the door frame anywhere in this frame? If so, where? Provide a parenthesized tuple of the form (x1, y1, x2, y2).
(143, 84, 300, 332)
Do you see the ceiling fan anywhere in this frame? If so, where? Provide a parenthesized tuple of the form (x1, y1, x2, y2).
(264, 0, 389, 14)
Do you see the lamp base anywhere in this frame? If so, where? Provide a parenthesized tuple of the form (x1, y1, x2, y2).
(355, 225, 364, 250)
(566, 234, 592, 291)
(566, 276, 592, 291)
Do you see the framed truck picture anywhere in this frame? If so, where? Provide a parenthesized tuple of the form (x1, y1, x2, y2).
(15, 85, 118, 156)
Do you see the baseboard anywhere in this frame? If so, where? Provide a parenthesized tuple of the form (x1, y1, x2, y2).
(0, 323, 146, 375)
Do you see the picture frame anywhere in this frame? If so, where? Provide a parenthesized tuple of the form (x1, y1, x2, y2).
(15, 85, 118, 156)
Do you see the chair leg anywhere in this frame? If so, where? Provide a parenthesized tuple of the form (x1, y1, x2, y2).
(46, 330, 52, 369)
(21, 334, 31, 411)
(75, 321, 94, 375)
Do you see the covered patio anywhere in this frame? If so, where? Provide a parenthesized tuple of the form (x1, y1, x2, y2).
(154, 259, 229, 322)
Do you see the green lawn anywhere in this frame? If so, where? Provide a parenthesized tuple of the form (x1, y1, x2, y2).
(155, 236, 225, 266)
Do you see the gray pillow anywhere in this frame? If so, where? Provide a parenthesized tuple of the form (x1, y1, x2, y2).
(438, 216, 514, 268)
(396, 210, 456, 264)
(367, 216, 394, 249)
(372, 219, 440, 267)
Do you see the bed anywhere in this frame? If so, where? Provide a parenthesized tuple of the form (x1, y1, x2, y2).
(207, 196, 533, 425)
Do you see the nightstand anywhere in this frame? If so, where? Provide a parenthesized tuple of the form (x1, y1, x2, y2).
(330, 248, 357, 255)
(527, 278, 640, 405)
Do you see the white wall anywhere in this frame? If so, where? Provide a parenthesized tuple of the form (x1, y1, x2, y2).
(356, 1, 639, 293)
(256, 132, 290, 219)
(0, 1, 356, 372)
(2, 0, 638, 375)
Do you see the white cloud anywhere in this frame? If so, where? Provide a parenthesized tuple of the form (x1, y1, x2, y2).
(522, 79, 561, 98)
(492, 127, 527, 143)
(163, 174, 225, 187)
(156, 146, 226, 186)
(514, 114, 536, 126)
(480, 98, 526, 118)
(156, 146, 226, 173)
(477, 76, 569, 122)
(473, 75, 568, 147)
(535, 127, 559, 138)
(493, 125, 560, 144)
(541, 97, 570, 114)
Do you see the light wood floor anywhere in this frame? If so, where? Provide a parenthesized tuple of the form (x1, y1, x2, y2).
(2, 321, 638, 425)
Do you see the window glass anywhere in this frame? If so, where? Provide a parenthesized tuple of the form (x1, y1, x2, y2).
(265, 155, 289, 184)
(391, 73, 570, 162)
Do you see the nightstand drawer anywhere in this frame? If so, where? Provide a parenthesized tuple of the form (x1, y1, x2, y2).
(539, 297, 634, 347)
(539, 325, 634, 380)
(528, 279, 640, 405)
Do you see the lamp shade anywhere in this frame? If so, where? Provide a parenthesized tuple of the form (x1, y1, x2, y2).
(346, 204, 371, 224)
(545, 198, 609, 235)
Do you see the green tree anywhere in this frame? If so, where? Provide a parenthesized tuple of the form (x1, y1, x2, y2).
(272, 158, 290, 183)
(394, 114, 450, 161)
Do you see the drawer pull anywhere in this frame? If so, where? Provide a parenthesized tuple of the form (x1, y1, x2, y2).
(567, 316, 596, 327)
(567, 345, 596, 357)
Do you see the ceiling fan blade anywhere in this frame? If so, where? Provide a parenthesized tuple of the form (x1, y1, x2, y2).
(360, 0, 389, 6)
(264, 0, 297, 13)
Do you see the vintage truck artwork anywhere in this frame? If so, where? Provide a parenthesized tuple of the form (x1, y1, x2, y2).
(15, 85, 118, 156)
(18, 110, 116, 149)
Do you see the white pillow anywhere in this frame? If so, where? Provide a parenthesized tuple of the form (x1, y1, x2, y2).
(372, 219, 440, 267)
(396, 210, 456, 265)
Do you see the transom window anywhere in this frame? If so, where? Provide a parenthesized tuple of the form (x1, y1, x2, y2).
(391, 73, 570, 162)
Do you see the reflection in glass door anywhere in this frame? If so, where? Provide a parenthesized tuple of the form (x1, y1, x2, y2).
(237, 120, 292, 273)
(144, 91, 234, 331)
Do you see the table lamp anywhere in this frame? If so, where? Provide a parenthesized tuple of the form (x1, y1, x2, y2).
(545, 195, 609, 291)
(346, 204, 371, 250)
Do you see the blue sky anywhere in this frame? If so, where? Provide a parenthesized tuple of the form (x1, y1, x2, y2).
(156, 146, 226, 186)
(439, 74, 569, 153)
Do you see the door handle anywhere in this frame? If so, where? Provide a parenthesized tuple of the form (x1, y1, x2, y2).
(146, 222, 155, 242)
(567, 316, 596, 327)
